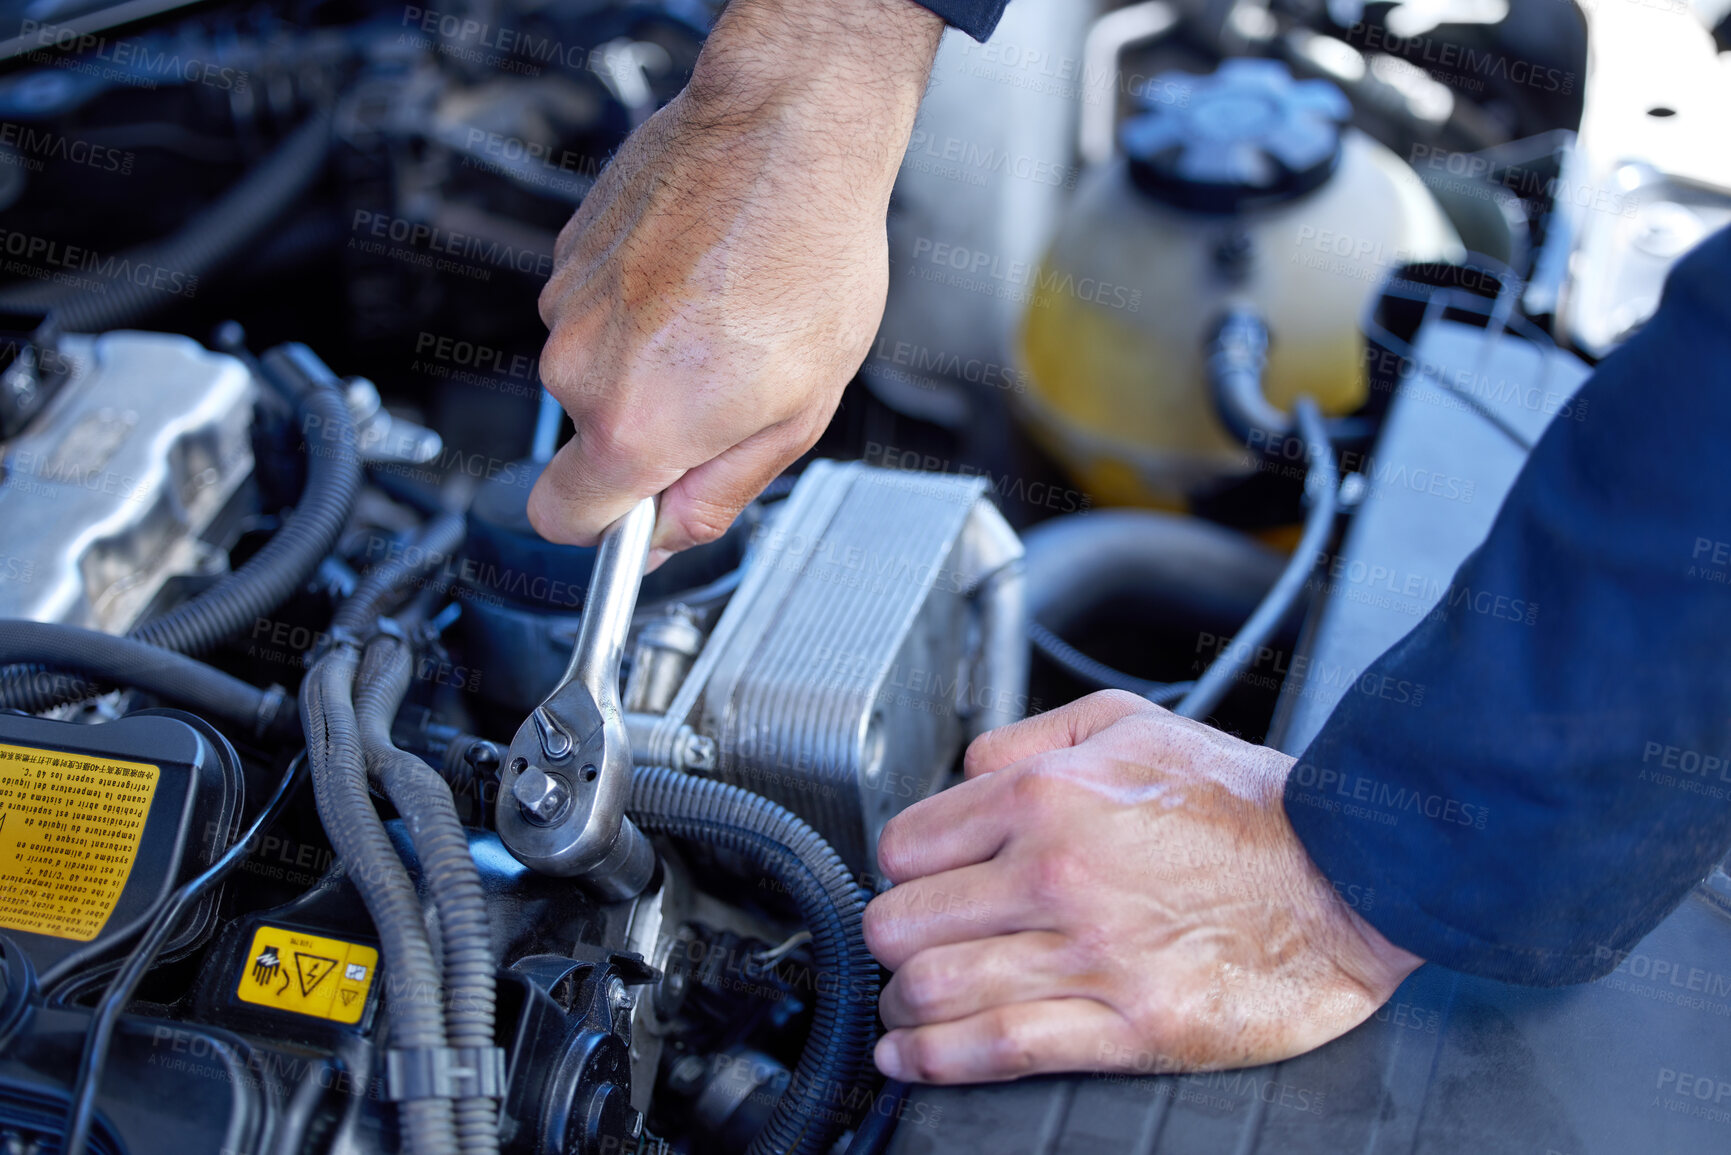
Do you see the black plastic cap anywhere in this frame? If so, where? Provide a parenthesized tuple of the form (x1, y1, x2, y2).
(1121, 60, 1351, 214)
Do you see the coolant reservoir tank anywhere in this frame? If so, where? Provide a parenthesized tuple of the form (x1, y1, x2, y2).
(1018, 59, 1462, 508)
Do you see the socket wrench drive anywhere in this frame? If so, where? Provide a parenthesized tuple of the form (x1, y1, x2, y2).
(496, 497, 657, 899)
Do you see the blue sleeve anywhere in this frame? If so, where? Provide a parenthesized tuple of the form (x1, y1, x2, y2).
(1285, 225, 1731, 986)
(909, 0, 1008, 40)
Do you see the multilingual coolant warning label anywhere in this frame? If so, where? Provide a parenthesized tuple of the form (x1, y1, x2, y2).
(237, 925, 379, 1024)
(0, 742, 159, 941)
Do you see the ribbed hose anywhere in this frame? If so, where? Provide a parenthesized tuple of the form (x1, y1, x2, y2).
(135, 374, 363, 655)
(627, 767, 876, 1155)
(302, 646, 457, 1155)
(0, 620, 291, 736)
(0, 109, 335, 331)
(355, 635, 499, 1155)
(0, 348, 362, 712)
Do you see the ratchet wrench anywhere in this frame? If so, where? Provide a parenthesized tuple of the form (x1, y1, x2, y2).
(495, 496, 657, 899)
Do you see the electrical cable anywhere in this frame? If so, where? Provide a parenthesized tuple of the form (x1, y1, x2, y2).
(61, 751, 309, 1155)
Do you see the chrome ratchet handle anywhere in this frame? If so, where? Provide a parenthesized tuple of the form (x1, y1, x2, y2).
(495, 497, 658, 898)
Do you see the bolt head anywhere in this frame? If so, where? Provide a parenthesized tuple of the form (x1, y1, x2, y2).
(512, 766, 570, 825)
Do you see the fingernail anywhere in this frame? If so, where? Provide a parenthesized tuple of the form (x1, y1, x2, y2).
(874, 1036, 904, 1080)
(646, 548, 671, 572)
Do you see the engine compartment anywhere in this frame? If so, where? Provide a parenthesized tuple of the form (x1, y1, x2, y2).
(0, 0, 1727, 1151)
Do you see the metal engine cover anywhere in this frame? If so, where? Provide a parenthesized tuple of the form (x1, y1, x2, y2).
(0, 332, 256, 632)
(639, 461, 1027, 874)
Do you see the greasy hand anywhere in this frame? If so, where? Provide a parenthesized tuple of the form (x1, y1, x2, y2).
(531, 0, 942, 562)
(863, 691, 1423, 1083)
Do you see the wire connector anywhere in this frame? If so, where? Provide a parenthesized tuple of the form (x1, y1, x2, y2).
(384, 1045, 508, 1101)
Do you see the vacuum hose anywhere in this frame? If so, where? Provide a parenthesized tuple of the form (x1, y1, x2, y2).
(0, 620, 291, 736)
(627, 767, 877, 1155)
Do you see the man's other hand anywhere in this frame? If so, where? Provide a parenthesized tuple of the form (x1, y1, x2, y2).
(531, 0, 943, 564)
(862, 691, 1423, 1083)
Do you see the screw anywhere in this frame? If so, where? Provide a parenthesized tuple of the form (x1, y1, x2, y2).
(512, 766, 569, 825)
(607, 975, 633, 1014)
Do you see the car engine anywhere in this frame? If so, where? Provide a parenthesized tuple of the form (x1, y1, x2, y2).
(0, 0, 1727, 1152)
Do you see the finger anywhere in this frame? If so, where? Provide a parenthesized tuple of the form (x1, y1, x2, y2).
(879, 931, 1080, 1029)
(862, 863, 1039, 970)
(962, 690, 1149, 779)
(874, 770, 1017, 884)
(653, 416, 820, 554)
(525, 423, 681, 546)
(875, 999, 1133, 1084)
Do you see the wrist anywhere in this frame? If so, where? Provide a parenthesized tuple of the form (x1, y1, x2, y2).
(683, 0, 942, 150)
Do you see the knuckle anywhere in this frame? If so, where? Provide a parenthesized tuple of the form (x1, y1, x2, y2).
(1027, 846, 1088, 905)
(896, 955, 954, 1020)
(668, 495, 739, 548)
(875, 818, 914, 882)
(902, 1031, 957, 1084)
(860, 900, 904, 966)
(1090, 688, 1148, 718)
(525, 481, 577, 546)
(983, 1009, 1039, 1076)
(1008, 766, 1065, 812)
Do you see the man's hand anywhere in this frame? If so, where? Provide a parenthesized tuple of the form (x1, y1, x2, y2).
(530, 0, 943, 563)
(862, 691, 1423, 1084)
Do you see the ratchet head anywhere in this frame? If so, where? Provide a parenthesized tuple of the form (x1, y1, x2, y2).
(496, 497, 658, 898)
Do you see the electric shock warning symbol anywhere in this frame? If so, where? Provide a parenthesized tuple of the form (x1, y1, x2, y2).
(295, 952, 338, 997)
(236, 925, 378, 1024)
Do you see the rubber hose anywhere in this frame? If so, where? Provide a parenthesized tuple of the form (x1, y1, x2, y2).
(136, 357, 363, 656)
(627, 767, 876, 1155)
(0, 347, 362, 712)
(1027, 621, 1190, 705)
(332, 512, 466, 638)
(355, 635, 499, 1155)
(303, 647, 458, 1155)
(0, 109, 335, 331)
(1176, 400, 1337, 720)
(1022, 510, 1284, 704)
(0, 620, 290, 736)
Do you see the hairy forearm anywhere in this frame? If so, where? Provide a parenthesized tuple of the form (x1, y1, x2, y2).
(683, 0, 943, 196)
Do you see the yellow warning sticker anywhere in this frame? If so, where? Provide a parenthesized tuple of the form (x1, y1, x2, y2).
(0, 741, 159, 942)
(236, 925, 378, 1024)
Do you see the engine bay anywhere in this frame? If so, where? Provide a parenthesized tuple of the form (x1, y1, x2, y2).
(0, 0, 1728, 1151)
